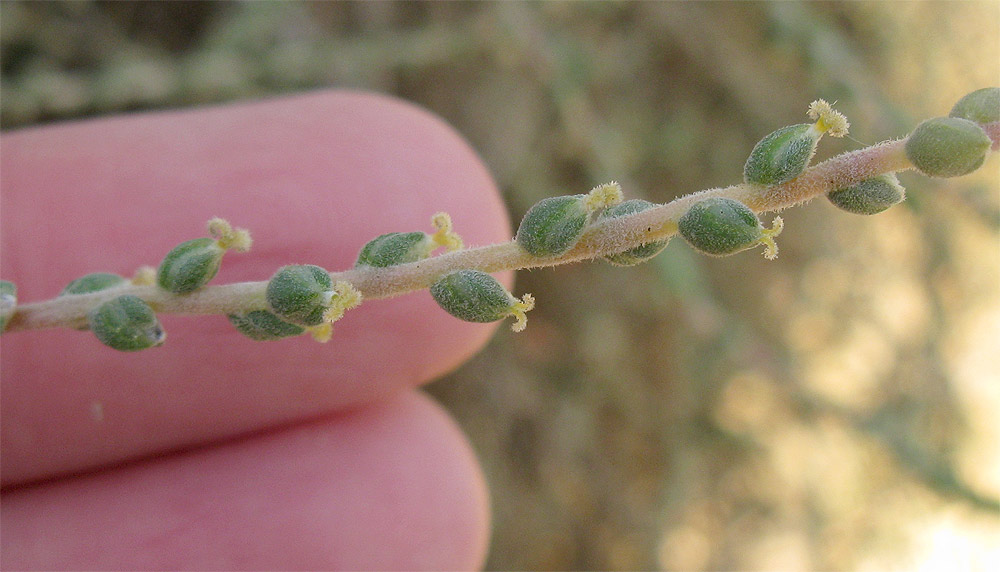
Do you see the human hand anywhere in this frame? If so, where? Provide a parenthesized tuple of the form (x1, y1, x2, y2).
(0, 91, 505, 569)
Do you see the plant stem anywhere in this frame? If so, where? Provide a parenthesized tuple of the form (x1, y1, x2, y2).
(5, 125, 996, 334)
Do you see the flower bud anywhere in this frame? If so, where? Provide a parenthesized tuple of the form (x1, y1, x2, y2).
(265, 265, 334, 326)
(949, 87, 1000, 124)
(744, 124, 818, 186)
(430, 269, 535, 332)
(157, 238, 225, 294)
(156, 218, 251, 294)
(516, 195, 587, 257)
(678, 197, 783, 259)
(0, 280, 16, 333)
(265, 265, 362, 330)
(744, 100, 849, 186)
(905, 117, 991, 178)
(88, 294, 165, 351)
(355, 212, 463, 268)
(516, 182, 623, 257)
(228, 310, 305, 341)
(61, 272, 127, 296)
(597, 199, 670, 266)
(356, 232, 431, 267)
(57, 273, 130, 330)
(827, 173, 906, 215)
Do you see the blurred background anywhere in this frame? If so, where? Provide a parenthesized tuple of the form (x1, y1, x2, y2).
(3, 1, 998, 569)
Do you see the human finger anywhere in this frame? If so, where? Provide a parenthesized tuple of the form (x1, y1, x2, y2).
(1, 91, 511, 485)
(1, 391, 490, 570)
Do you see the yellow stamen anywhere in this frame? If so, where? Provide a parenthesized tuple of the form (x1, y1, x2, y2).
(429, 212, 464, 251)
(509, 293, 535, 332)
(208, 217, 253, 252)
(321, 281, 363, 323)
(807, 100, 849, 137)
(760, 216, 784, 260)
(307, 323, 333, 343)
(583, 181, 624, 213)
(130, 265, 157, 286)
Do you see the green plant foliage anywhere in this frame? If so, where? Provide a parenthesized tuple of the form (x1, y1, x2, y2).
(743, 123, 819, 186)
(679, 197, 781, 258)
(431, 269, 533, 331)
(265, 264, 333, 326)
(905, 117, 991, 178)
(949, 87, 1000, 124)
(356, 232, 432, 267)
(60, 272, 127, 295)
(516, 195, 590, 257)
(58, 273, 130, 330)
(156, 237, 225, 294)
(827, 173, 906, 215)
(228, 310, 305, 341)
(87, 294, 165, 351)
(598, 199, 670, 266)
(0, 280, 15, 333)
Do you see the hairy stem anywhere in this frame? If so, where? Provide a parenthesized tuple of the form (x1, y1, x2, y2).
(6, 125, 997, 334)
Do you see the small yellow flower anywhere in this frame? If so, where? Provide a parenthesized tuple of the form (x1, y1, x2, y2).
(807, 99, 849, 137)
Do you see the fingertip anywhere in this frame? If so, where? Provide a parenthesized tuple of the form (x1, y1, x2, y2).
(1, 391, 491, 570)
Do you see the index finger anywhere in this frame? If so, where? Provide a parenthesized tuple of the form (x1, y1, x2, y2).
(0, 91, 511, 486)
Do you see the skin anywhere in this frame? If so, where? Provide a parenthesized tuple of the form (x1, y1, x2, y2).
(0, 91, 510, 569)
